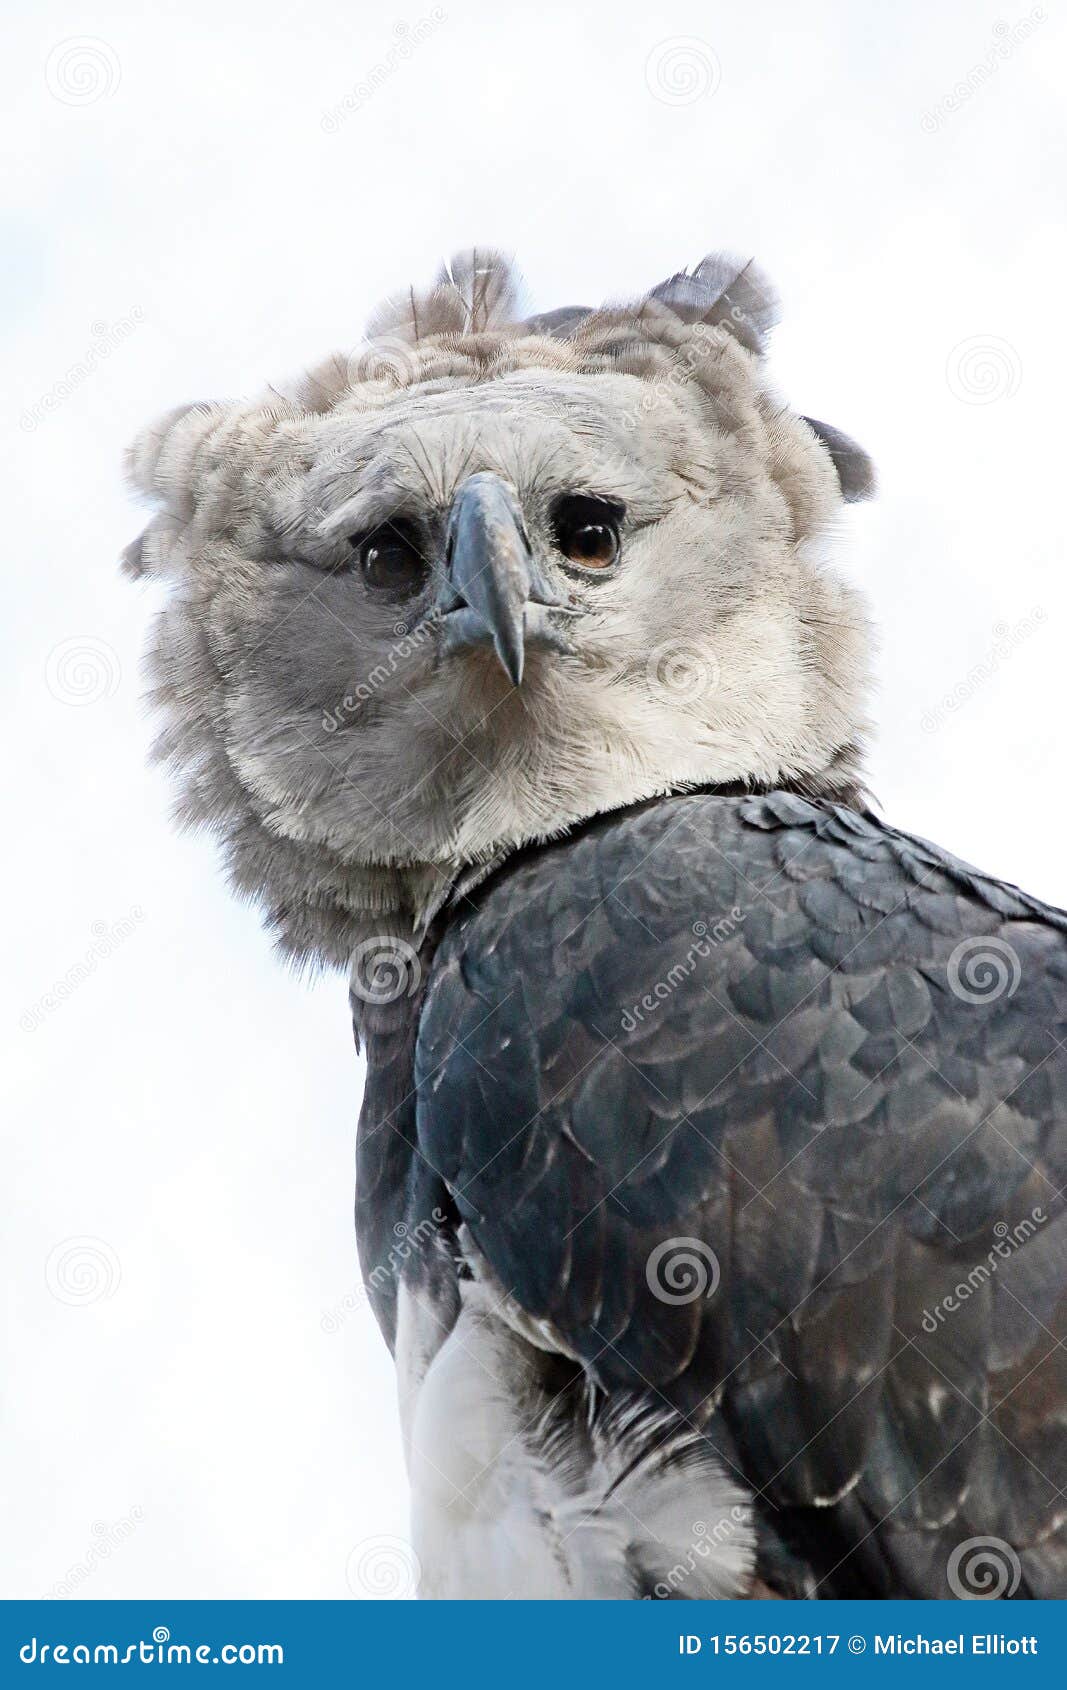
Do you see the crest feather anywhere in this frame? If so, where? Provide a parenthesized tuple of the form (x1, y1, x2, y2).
(365, 247, 520, 342)
(648, 252, 779, 353)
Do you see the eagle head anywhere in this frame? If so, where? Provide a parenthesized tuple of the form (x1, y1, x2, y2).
(124, 248, 874, 968)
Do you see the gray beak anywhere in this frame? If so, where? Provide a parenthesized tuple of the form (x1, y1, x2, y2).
(435, 472, 571, 685)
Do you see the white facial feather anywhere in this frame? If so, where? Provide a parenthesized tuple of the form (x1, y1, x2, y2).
(124, 250, 874, 969)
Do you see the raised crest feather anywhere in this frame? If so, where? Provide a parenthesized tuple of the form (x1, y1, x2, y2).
(365, 247, 520, 342)
(648, 253, 779, 354)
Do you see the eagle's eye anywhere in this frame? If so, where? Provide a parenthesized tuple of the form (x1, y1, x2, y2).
(551, 496, 622, 571)
(349, 521, 428, 598)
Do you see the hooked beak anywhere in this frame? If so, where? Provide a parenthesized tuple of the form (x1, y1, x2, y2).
(434, 472, 572, 685)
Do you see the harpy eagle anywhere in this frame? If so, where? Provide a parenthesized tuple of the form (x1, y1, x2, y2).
(124, 249, 1067, 1600)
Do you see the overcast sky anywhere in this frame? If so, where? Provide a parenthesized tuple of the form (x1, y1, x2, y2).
(4, 0, 1065, 1599)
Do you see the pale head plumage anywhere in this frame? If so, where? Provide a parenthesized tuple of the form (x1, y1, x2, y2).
(124, 248, 874, 969)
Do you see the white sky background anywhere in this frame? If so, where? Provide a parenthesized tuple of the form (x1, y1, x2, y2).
(3, 0, 1065, 1599)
